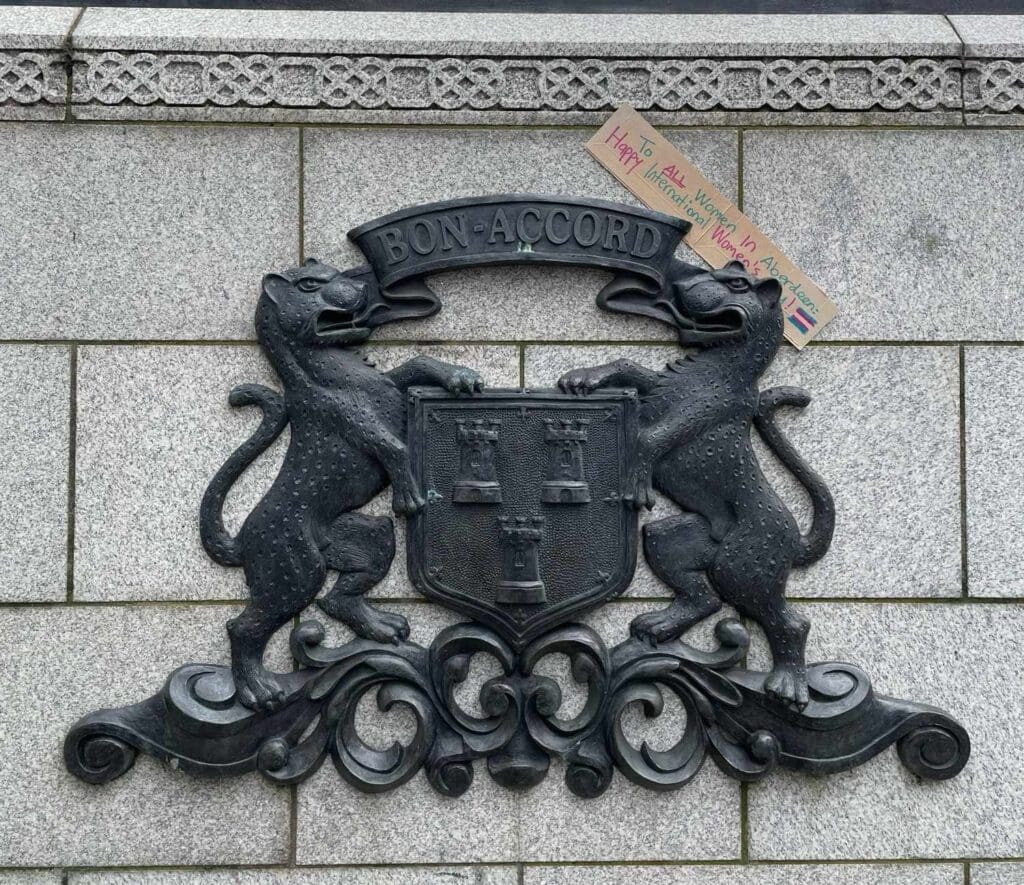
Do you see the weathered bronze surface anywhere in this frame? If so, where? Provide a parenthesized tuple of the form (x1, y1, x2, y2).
(65, 195, 969, 797)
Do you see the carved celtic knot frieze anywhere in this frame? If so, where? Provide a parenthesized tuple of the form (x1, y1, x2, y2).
(965, 60, 1024, 113)
(68, 51, 963, 116)
(64, 195, 970, 798)
(0, 51, 66, 106)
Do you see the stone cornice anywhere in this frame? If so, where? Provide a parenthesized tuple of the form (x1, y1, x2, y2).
(1, 8, 1023, 125)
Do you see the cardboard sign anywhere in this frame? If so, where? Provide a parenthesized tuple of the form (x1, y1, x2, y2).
(586, 106, 837, 349)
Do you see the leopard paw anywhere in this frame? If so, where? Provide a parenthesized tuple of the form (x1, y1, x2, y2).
(764, 663, 809, 710)
(391, 475, 427, 515)
(629, 608, 688, 645)
(323, 596, 410, 645)
(233, 665, 287, 712)
(443, 367, 484, 394)
(557, 368, 608, 396)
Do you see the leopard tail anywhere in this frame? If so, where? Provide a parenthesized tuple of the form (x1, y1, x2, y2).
(754, 386, 836, 567)
(199, 383, 288, 567)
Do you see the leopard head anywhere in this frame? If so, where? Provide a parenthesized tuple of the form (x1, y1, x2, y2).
(666, 261, 782, 347)
(258, 258, 439, 346)
(597, 260, 782, 347)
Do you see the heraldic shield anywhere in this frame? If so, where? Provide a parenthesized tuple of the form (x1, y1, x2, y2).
(406, 388, 639, 647)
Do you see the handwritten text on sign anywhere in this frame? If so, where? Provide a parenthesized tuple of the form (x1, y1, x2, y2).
(586, 106, 837, 348)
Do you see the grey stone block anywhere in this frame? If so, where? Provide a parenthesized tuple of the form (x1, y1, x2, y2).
(74, 344, 278, 602)
(743, 130, 1024, 341)
(68, 105, 966, 129)
(525, 862, 962, 885)
(69, 9, 960, 56)
(0, 123, 297, 340)
(642, 111, 962, 128)
(297, 763, 520, 865)
(525, 343, 961, 598)
(72, 870, 517, 885)
(74, 343, 518, 602)
(764, 345, 960, 598)
(951, 15, 1024, 56)
(297, 600, 739, 864)
(0, 603, 290, 866)
(746, 602, 1023, 859)
(0, 345, 70, 602)
(519, 756, 737, 863)
(0, 874, 61, 885)
(965, 347, 1024, 597)
(973, 864, 1024, 885)
(710, 14, 961, 56)
(303, 128, 736, 342)
(0, 6, 80, 48)
(965, 112, 1024, 128)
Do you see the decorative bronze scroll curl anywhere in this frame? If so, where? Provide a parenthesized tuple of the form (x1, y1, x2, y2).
(63, 618, 969, 798)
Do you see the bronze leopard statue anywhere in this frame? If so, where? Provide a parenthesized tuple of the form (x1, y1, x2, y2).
(200, 259, 482, 711)
(559, 261, 835, 708)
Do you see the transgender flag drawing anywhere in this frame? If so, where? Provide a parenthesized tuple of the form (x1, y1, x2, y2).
(787, 306, 818, 334)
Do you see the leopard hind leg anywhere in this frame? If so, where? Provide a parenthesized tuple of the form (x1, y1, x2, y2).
(630, 513, 722, 644)
(230, 528, 325, 711)
(709, 521, 810, 709)
(317, 512, 409, 644)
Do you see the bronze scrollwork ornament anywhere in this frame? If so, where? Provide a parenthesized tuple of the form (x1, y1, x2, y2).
(65, 196, 969, 797)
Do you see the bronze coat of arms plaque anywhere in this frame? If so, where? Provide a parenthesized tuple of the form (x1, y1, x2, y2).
(63, 195, 970, 798)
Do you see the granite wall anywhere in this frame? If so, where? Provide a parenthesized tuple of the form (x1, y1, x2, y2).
(3, 6, 1024, 884)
